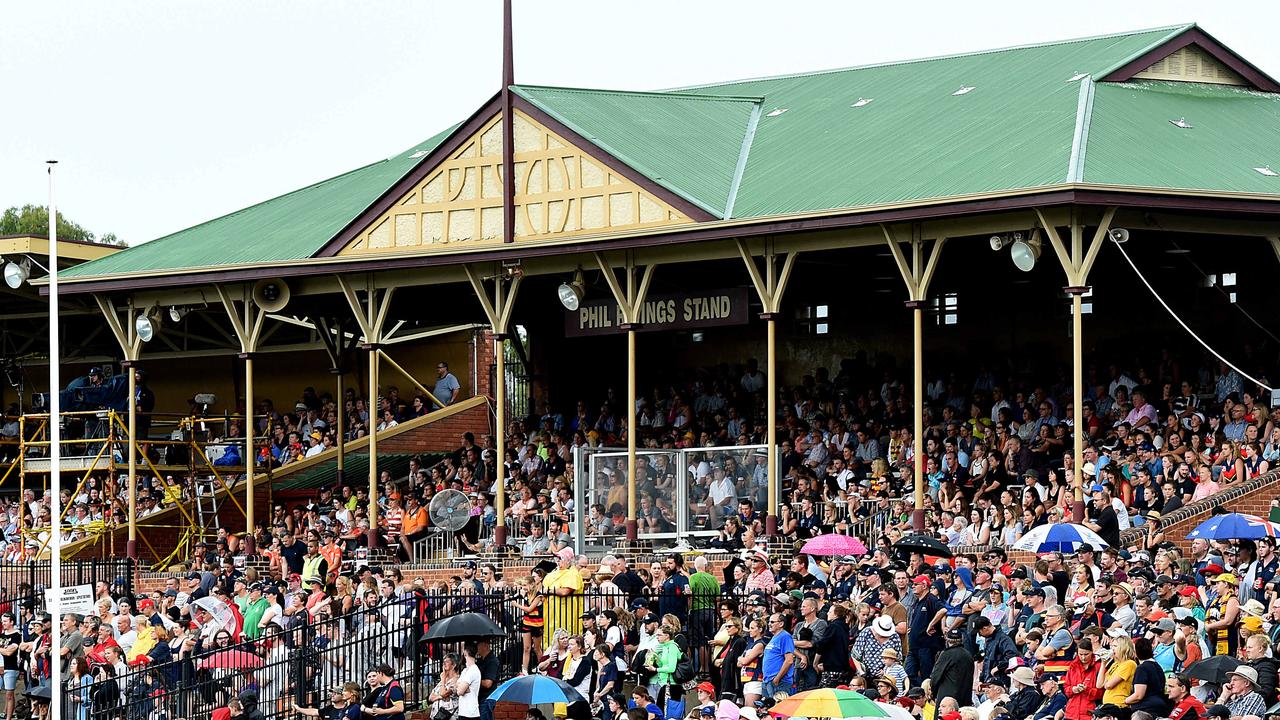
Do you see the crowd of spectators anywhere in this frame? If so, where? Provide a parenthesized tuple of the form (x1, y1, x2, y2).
(19, 340, 1280, 720)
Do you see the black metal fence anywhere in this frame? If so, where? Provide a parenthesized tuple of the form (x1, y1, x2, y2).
(63, 586, 785, 720)
(0, 558, 135, 613)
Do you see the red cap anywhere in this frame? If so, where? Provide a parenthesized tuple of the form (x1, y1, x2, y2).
(943, 712, 963, 720)
(1179, 586, 1199, 597)
(1204, 563, 1225, 576)
(1147, 610, 1169, 620)
(696, 682, 715, 695)
(911, 575, 931, 585)
(138, 599, 155, 612)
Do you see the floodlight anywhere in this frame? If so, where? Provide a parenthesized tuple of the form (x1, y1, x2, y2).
(989, 235, 1009, 251)
(168, 306, 188, 323)
(1010, 230, 1042, 272)
(1108, 228, 1130, 244)
(135, 313, 157, 343)
(3, 258, 30, 289)
(557, 270, 585, 311)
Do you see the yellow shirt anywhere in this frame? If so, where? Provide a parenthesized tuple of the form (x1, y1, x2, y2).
(541, 566, 584, 647)
(1103, 659, 1136, 706)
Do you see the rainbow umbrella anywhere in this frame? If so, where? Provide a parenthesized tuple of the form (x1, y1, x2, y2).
(800, 533, 869, 556)
(768, 688, 890, 719)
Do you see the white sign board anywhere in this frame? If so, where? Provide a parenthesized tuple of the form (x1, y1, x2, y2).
(46, 584, 96, 617)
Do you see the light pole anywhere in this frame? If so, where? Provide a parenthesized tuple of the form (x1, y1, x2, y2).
(47, 159, 62, 720)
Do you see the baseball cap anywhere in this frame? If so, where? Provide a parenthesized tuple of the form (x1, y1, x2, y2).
(1153, 618, 1176, 632)
(696, 682, 715, 695)
(1024, 586, 1046, 598)
(911, 575, 931, 585)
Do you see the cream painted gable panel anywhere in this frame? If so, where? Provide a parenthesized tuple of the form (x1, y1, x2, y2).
(340, 112, 690, 254)
(1133, 45, 1246, 85)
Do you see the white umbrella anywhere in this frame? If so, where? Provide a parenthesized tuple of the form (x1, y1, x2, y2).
(1012, 523, 1109, 553)
(190, 596, 237, 635)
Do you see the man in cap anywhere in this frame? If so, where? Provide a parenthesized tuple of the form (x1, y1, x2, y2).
(542, 546, 584, 645)
(907, 574, 944, 684)
(745, 550, 775, 593)
(929, 628, 974, 708)
(1219, 666, 1267, 720)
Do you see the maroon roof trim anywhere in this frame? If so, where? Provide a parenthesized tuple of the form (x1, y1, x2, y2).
(511, 95, 718, 223)
(1100, 27, 1280, 93)
(52, 188, 1280, 297)
(314, 93, 503, 258)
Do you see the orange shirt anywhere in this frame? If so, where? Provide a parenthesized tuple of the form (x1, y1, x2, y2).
(403, 505, 429, 535)
(320, 543, 342, 571)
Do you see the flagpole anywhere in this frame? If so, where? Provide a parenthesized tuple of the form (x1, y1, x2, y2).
(47, 159, 62, 720)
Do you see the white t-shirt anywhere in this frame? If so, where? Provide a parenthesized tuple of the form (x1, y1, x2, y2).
(457, 663, 481, 717)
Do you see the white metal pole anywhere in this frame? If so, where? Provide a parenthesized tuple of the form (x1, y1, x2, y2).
(47, 159, 62, 720)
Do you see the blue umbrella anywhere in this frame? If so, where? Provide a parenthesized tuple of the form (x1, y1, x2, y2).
(1187, 513, 1280, 541)
(488, 675, 587, 705)
(1012, 523, 1109, 553)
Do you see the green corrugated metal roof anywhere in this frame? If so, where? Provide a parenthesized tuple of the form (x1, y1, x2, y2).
(682, 25, 1190, 217)
(61, 126, 459, 278)
(1083, 80, 1280, 191)
(62, 24, 1280, 279)
(513, 86, 761, 218)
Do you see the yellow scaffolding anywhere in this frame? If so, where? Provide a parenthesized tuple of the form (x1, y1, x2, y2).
(1, 410, 255, 568)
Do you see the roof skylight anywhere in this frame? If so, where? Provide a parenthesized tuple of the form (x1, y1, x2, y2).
(952, 86, 976, 96)
(409, 150, 429, 159)
(1068, 72, 1089, 82)
(766, 108, 789, 117)
(1255, 166, 1279, 176)
(851, 97, 874, 108)
(1169, 117, 1192, 129)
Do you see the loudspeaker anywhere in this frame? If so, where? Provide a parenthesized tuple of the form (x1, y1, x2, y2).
(251, 279, 290, 312)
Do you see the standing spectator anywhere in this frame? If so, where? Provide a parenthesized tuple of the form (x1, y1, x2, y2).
(929, 628, 974, 706)
(1063, 637, 1103, 720)
(761, 614, 795, 698)
(542, 548, 584, 645)
(433, 362, 461, 410)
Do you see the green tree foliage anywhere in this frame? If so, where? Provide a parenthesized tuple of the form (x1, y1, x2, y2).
(0, 204, 126, 246)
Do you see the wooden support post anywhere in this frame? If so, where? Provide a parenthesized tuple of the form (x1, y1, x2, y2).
(736, 240, 797, 534)
(93, 295, 144, 558)
(883, 226, 948, 531)
(1037, 207, 1115, 522)
(594, 253, 656, 541)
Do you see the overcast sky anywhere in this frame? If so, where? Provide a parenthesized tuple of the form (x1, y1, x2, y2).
(4, 1, 1278, 246)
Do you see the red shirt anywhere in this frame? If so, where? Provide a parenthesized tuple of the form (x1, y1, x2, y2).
(1169, 697, 1206, 720)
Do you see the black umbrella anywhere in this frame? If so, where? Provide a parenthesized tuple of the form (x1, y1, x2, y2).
(24, 683, 51, 701)
(423, 612, 504, 642)
(1185, 655, 1242, 685)
(893, 534, 953, 559)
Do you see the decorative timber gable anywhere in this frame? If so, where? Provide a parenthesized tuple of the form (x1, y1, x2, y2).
(338, 111, 691, 253)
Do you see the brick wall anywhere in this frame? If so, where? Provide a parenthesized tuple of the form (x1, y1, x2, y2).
(1133, 468, 1280, 553)
(376, 399, 491, 452)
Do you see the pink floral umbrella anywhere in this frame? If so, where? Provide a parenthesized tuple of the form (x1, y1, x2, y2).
(800, 533, 869, 556)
